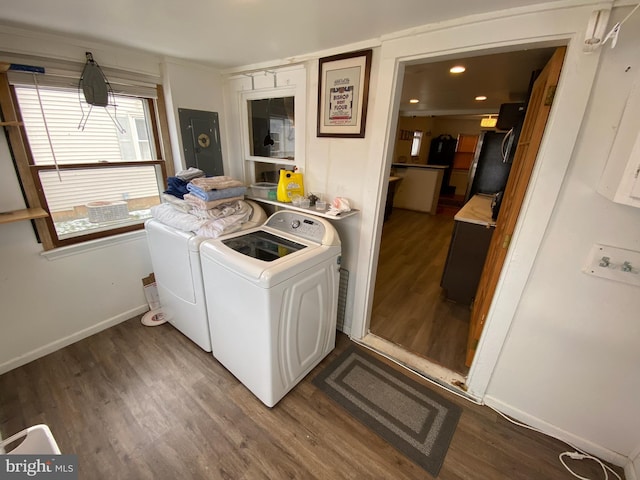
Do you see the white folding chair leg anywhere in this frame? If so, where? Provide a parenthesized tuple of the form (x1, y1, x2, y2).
(0, 424, 61, 454)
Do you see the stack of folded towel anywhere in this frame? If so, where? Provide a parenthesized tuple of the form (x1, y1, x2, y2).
(184, 176, 246, 204)
(154, 172, 251, 238)
(164, 167, 206, 199)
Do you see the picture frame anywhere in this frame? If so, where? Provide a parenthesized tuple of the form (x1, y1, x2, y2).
(317, 49, 372, 138)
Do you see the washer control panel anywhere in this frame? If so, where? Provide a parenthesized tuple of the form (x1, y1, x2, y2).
(265, 211, 328, 244)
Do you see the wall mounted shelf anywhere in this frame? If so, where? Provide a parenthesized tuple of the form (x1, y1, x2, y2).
(246, 196, 359, 220)
(0, 207, 48, 225)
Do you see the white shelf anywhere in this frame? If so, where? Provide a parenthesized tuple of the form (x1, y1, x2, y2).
(246, 196, 359, 220)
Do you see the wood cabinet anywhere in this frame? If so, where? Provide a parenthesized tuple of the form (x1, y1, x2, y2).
(452, 134, 478, 170)
(456, 134, 479, 153)
(440, 195, 495, 304)
(385, 177, 401, 221)
(440, 220, 494, 304)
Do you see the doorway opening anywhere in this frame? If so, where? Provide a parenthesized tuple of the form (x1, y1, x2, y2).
(367, 45, 563, 390)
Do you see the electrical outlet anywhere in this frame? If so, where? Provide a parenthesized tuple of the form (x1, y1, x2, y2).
(584, 243, 640, 287)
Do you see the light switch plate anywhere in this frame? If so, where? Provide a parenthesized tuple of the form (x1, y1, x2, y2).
(583, 243, 640, 287)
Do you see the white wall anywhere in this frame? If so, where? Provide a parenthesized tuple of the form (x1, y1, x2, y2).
(0, 126, 152, 372)
(222, 61, 377, 333)
(0, 28, 210, 373)
(221, 0, 639, 466)
(3, 0, 639, 468)
(484, 4, 640, 461)
(161, 59, 226, 173)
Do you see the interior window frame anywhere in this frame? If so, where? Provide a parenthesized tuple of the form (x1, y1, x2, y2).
(240, 85, 302, 166)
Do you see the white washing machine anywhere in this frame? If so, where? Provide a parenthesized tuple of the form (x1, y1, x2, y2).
(144, 200, 266, 352)
(199, 211, 341, 407)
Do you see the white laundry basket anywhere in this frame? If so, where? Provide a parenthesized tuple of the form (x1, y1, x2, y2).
(0, 424, 61, 454)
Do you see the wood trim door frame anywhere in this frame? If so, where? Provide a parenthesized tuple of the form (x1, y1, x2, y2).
(351, 4, 610, 403)
(464, 40, 606, 398)
(465, 47, 566, 367)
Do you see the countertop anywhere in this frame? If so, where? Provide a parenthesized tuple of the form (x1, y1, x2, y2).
(454, 194, 496, 227)
(391, 163, 448, 169)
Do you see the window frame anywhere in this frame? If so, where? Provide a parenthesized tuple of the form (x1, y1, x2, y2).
(0, 72, 172, 250)
(240, 86, 301, 166)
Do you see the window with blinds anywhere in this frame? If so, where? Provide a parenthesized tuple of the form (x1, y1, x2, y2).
(3, 70, 168, 248)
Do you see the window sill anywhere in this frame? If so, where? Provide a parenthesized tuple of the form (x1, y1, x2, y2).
(40, 229, 147, 261)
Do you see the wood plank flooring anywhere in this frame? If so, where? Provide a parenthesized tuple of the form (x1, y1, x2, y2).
(371, 208, 471, 375)
(0, 317, 624, 479)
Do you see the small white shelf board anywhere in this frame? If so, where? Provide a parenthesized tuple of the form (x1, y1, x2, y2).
(246, 196, 359, 220)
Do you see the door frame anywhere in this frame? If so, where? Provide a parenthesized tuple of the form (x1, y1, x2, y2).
(350, 3, 608, 401)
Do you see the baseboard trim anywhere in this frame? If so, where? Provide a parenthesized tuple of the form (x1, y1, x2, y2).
(0, 305, 148, 375)
(625, 449, 640, 480)
(484, 395, 627, 468)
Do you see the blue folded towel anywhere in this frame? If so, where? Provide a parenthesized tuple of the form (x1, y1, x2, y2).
(186, 184, 247, 202)
(165, 177, 189, 199)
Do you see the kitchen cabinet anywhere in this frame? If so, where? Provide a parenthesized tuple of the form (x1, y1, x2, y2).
(452, 134, 478, 170)
(440, 195, 495, 304)
(385, 176, 401, 221)
(456, 134, 479, 153)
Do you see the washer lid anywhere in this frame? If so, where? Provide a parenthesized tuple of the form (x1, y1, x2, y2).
(220, 230, 306, 262)
(200, 228, 340, 287)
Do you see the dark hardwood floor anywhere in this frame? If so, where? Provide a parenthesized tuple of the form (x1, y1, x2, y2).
(371, 207, 471, 375)
(0, 316, 623, 479)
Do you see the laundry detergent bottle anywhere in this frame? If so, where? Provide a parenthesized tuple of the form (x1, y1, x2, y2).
(276, 169, 304, 203)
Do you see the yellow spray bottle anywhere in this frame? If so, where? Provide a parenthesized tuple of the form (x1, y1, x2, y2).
(276, 168, 304, 203)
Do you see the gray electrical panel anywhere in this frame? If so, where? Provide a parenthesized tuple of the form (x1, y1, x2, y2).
(178, 108, 224, 176)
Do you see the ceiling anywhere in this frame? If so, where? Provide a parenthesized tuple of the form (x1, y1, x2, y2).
(0, 0, 563, 118)
(399, 47, 557, 116)
(0, 0, 559, 69)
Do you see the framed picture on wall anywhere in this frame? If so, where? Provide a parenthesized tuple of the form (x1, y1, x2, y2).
(317, 49, 372, 138)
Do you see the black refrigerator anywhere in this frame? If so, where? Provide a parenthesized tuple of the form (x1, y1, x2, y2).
(464, 131, 511, 201)
(465, 102, 526, 201)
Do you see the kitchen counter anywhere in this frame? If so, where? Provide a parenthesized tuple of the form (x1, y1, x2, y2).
(391, 165, 445, 215)
(441, 194, 496, 304)
(454, 194, 496, 227)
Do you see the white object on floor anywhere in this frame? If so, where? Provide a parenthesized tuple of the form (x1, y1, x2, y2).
(141, 309, 167, 327)
(144, 200, 266, 351)
(200, 210, 341, 407)
(0, 424, 61, 454)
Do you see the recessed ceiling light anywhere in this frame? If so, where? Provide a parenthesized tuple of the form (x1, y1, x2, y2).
(450, 66, 466, 74)
(409, 98, 420, 104)
(475, 95, 487, 101)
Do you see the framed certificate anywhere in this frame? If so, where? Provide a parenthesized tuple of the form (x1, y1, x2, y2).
(317, 49, 372, 138)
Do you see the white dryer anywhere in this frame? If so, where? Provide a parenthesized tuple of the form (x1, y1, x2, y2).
(199, 211, 341, 407)
(144, 200, 266, 351)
